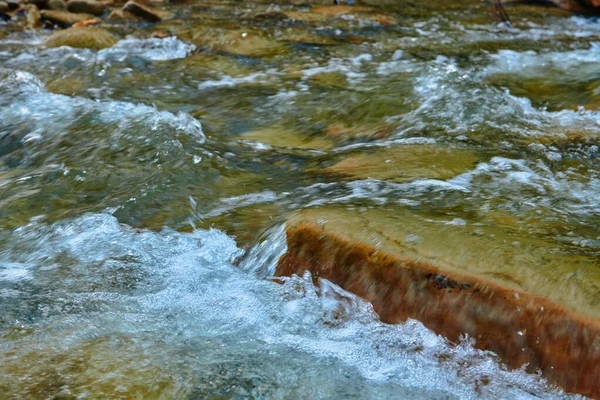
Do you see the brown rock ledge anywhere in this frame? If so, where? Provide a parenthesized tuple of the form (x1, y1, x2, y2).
(275, 210, 600, 398)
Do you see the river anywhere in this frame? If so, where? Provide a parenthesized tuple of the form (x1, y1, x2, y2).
(0, 1, 598, 398)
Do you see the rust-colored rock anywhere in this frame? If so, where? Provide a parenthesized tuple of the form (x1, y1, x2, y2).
(276, 213, 600, 398)
(70, 17, 100, 27)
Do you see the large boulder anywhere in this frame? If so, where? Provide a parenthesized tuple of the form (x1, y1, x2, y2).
(275, 206, 600, 398)
(42, 27, 118, 49)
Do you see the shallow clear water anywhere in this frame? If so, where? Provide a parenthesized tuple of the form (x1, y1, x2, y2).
(0, 0, 599, 398)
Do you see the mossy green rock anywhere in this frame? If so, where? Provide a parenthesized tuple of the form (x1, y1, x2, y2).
(42, 27, 119, 50)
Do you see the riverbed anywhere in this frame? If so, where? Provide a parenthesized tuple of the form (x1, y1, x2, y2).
(1, 1, 598, 398)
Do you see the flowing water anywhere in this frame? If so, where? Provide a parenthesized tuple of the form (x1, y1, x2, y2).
(1, 0, 599, 398)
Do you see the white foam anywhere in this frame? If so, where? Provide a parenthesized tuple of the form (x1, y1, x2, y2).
(0, 213, 574, 398)
(0, 68, 204, 141)
(98, 37, 195, 61)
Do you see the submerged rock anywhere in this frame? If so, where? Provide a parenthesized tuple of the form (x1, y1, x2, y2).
(42, 27, 118, 49)
(240, 127, 335, 150)
(311, 5, 374, 16)
(213, 30, 286, 58)
(276, 206, 600, 398)
(321, 145, 478, 183)
(0, 334, 179, 399)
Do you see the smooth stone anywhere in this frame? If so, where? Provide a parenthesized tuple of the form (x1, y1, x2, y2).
(321, 145, 478, 183)
(122, 0, 161, 22)
(311, 5, 374, 15)
(240, 127, 335, 150)
(42, 27, 118, 49)
(0, 1, 9, 12)
(107, 8, 138, 20)
(213, 30, 286, 58)
(67, 0, 109, 16)
(40, 9, 95, 25)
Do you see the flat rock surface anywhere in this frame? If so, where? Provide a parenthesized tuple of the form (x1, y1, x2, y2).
(321, 145, 479, 182)
(277, 206, 600, 397)
(283, 206, 600, 319)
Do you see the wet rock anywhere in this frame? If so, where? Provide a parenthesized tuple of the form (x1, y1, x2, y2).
(0, 1, 9, 12)
(107, 8, 137, 20)
(42, 27, 118, 49)
(45, 76, 86, 96)
(306, 71, 348, 89)
(276, 206, 600, 398)
(25, 4, 42, 29)
(552, 0, 594, 12)
(213, 30, 286, 58)
(284, 10, 329, 22)
(122, 0, 161, 22)
(67, 0, 109, 16)
(240, 127, 334, 150)
(324, 123, 393, 141)
(0, 334, 179, 399)
(282, 33, 336, 46)
(321, 145, 478, 183)
(48, 0, 66, 10)
(40, 9, 95, 26)
(311, 5, 374, 16)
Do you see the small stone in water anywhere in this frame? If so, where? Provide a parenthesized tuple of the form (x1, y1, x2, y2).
(42, 27, 118, 49)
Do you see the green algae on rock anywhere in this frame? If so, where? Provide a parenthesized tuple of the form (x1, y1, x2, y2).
(321, 145, 479, 183)
(213, 30, 287, 58)
(42, 27, 118, 49)
(240, 127, 335, 150)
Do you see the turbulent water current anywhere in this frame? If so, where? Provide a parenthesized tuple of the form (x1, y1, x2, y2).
(1, 1, 599, 398)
